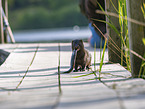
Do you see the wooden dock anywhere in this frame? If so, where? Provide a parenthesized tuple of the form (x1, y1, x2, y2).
(0, 43, 145, 109)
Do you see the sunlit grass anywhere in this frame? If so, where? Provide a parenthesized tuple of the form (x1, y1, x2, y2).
(94, 0, 144, 78)
(141, 2, 145, 19)
(99, 39, 107, 78)
(70, 0, 145, 80)
(96, 0, 131, 72)
(138, 39, 145, 78)
(138, 54, 145, 78)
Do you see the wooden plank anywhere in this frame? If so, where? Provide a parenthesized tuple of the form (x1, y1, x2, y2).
(0, 44, 38, 89)
(2, 7, 15, 43)
(0, 43, 145, 109)
(0, 43, 18, 52)
(0, 43, 60, 109)
(2, 0, 8, 43)
(105, 0, 121, 64)
(0, 0, 4, 43)
(100, 64, 145, 109)
(17, 43, 60, 108)
(126, 0, 145, 77)
(56, 72, 121, 109)
(56, 44, 122, 109)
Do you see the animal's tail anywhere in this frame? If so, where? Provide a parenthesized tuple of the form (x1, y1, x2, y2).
(63, 49, 77, 73)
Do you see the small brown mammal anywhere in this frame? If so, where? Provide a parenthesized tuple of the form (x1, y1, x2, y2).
(63, 39, 91, 73)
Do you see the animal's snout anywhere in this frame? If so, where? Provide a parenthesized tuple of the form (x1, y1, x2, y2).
(74, 45, 80, 50)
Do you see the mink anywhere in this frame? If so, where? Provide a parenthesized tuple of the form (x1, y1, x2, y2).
(63, 39, 91, 73)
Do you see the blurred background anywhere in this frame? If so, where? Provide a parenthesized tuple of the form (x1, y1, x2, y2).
(8, 0, 91, 42)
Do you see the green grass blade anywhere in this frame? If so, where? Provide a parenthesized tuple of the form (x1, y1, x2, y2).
(94, 43, 96, 72)
(58, 43, 62, 94)
(143, 38, 145, 45)
(99, 39, 107, 76)
(92, 18, 120, 36)
(110, 0, 119, 13)
(73, 72, 96, 78)
(100, 37, 102, 61)
(138, 54, 145, 78)
(141, 2, 145, 19)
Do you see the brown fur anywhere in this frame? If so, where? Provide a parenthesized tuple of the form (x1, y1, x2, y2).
(72, 39, 91, 72)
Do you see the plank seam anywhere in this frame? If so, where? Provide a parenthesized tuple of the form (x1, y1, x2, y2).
(98, 78, 126, 109)
(15, 45, 39, 89)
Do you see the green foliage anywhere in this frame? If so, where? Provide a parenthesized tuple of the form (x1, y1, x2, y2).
(141, 2, 145, 19)
(143, 38, 145, 45)
(8, 0, 88, 30)
(97, 0, 131, 71)
(139, 3, 145, 78)
(139, 38, 145, 78)
(99, 39, 107, 77)
(138, 54, 145, 78)
(118, 0, 131, 71)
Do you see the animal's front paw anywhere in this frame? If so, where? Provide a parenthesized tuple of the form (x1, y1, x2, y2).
(73, 69, 78, 72)
(86, 66, 91, 71)
(81, 69, 85, 71)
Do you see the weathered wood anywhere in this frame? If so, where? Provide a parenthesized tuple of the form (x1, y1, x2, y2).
(0, 0, 4, 43)
(0, 43, 60, 109)
(0, 0, 2, 43)
(100, 64, 145, 109)
(105, 0, 121, 64)
(2, 0, 8, 43)
(0, 43, 145, 109)
(2, 6, 15, 43)
(126, 0, 145, 77)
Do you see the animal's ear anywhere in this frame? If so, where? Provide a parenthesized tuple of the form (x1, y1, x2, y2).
(72, 40, 74, 50)
(79, 39, 84, 48)
(79, 39, 83, 44)
(79, 39, 83, 43)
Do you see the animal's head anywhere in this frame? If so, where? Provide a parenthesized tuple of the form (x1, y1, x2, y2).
(72, 39, 84, 51)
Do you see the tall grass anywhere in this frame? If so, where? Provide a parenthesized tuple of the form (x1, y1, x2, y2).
(99, 39, 107, 78)
(139, 54, 145, 78)
(94, 43, 96, 72)
(141, 2, 145, 19)
(139, 38, 145, 78)
(118, 0, 131, 71)
(105, 0, 131, 72)
(112, 0, 145, 77)
(95, 0, 145, 77)
(58, 43, 62, 94)
(73, 0, 145, 79)
(94, 0, 131, 74)
(140, 2, 145, 77)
